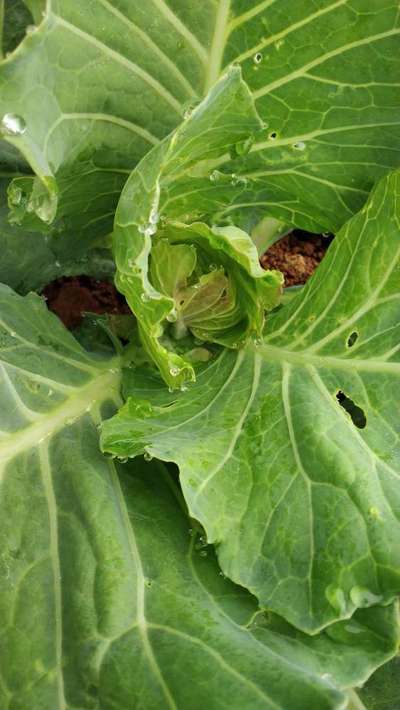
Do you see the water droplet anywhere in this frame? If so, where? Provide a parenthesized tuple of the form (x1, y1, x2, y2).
(139, 222, 157, 238)
(183, 106, 194, 119)
(268, 131, 277, 140)
(149, 205, 159, 226)
(180, 385, 188, 392)
(209, 169, 221, 182)
(234, 135, 254, 157)
(350, 586, 383, 608)
(325, 585, 348, 615)
(231, 173, 248, 187)
(253, 52, 263, 64)
(209, 263, 218, 271)
(321, 673, 334, 685)
(345, 623, 362, 634)
(1, 113, 27, 136)
(368, 506, 381, 520)
(55, 260, 61, 268)
(10, 187, 22, 205)
(169, 366, 180, 377)
(118, 456, 129, 464)
(144, 452, 153, 462)
(166, 309, 178, 323)
(293, 141, 306, 151)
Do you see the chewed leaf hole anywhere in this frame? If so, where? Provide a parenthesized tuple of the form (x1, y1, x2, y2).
(347, 331, 358, 347)
(336, 391, 366, 429)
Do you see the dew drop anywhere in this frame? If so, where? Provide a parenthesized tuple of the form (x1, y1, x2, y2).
(368, 506, 381, 520)
(350, 586, 383, 608)
(268, 131, 277, 140)
(253, 52, 263, 64)
(209, 169, 221, 183)
(325, 585, 348, 615)
(169, 366, 180, 377)
(149, 206, 159, 226)
(234, 135, 254, 157)
(55, 260, 61, 268)
(11, 187, 22, 205)
(231, 173, 248, 187)
(118, 456, 129, 464)
(166, 309, 178, 323)
(144, 452, 153, 462)
(1, 113, 27, 136)
(293, 141, 306, 151)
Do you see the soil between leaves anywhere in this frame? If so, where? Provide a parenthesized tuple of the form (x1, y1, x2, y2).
(261, 231, 332, 287)
(43, 275, 130, 329)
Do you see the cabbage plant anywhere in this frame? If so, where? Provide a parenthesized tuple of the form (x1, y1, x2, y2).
(0, 1, 399, 708)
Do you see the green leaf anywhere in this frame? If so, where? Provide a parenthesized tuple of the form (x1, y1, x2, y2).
(358, 655, 400, 709)
(0, 179, 114, 293)
(102, 168, 400, 633)
(1, 282, 398, 708)
(0, 0, 399, 238)
(113, 67, 282, 389)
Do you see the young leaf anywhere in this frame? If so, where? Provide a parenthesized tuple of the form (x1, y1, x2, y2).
(113, 67, 282, 389)
(0, 0, 398, 238)
(102, 168, 400, 633)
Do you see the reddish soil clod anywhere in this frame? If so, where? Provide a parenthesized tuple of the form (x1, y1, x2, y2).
(43, 276, 130, 329)
(261, 232, 332, 287)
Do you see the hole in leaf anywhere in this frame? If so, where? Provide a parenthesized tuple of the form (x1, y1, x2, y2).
(269, 131, 277, 140)
(336, 391, 366, 429)
(347, 331, 358, 347)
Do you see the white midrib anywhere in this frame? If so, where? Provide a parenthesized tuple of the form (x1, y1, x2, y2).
(204, 0, 231, 93)
(39, 443, 67, 710)
(258, 344, 400, 375)
(105, 456, 177, 709)
(0, 366, 121, 465)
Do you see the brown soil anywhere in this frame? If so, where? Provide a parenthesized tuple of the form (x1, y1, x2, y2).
(43, 276, 130, 329)
(261, 232, 331, 287)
